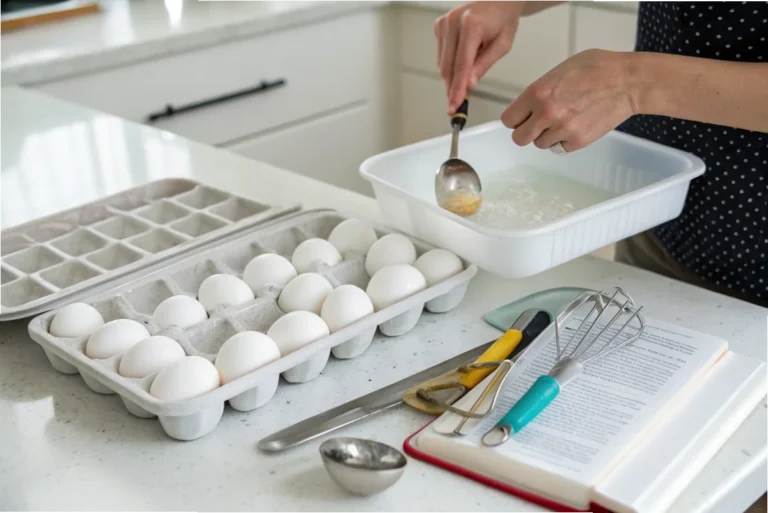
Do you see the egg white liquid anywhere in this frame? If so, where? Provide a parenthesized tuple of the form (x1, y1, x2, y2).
(467, 166, 615, 229)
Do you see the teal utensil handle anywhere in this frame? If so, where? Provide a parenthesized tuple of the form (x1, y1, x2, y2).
(497, 375, 560, 434)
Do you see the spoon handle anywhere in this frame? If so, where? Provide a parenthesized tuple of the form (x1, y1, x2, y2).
(450, 98, 469, 130)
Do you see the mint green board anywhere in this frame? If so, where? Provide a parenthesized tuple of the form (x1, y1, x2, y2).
(484, 287, 587, 332)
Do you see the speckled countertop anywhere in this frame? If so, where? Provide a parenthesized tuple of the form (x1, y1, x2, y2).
(0, 87, 765, 511)
(1, 0, 637, 86)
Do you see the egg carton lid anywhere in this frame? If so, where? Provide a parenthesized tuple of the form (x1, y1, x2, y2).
(0, 179, 300, 322)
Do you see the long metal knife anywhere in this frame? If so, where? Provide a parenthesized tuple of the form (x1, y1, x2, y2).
(257, 309, 550, 452)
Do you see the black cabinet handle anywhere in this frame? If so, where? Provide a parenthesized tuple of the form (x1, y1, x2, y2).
(146, 78, 287, 123)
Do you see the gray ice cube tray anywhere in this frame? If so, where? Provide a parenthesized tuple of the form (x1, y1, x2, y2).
(28, 210, 478, 441)
(1, 179, 297, 321)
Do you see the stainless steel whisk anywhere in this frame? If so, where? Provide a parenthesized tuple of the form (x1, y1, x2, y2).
(482, 287, 646, 446)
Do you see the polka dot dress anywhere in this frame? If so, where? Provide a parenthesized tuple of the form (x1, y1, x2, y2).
(617, 1, 768, 304)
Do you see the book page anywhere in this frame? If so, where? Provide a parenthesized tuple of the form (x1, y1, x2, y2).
(593, 352, 766, 513)
(421, 317, 728, 505)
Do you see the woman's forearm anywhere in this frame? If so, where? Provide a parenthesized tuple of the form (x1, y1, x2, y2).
(521, 1, 564, 16)
(631, 52, 768, 133)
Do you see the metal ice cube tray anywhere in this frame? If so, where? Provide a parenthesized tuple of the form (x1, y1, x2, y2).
(28, 210, 478, 441)
(1, 179, 297, 321)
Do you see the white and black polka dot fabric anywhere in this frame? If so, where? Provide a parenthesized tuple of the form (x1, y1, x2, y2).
(617, 1, 768, 304)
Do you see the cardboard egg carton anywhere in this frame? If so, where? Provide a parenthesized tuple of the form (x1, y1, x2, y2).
(0, 179, 297, 321)
(28, 210, 478, 441)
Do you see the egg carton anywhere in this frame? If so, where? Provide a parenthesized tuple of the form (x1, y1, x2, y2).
(28, 210, 478, 441)
(0, 179, 298, 321)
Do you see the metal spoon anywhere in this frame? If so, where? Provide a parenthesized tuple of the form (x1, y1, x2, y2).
(435, 98, 482, 217)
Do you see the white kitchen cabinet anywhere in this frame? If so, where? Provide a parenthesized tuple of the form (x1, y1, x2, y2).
(400, 72, 514, 146)
(224, 103, 375, 196)
(399, 4, 571, 91)
(35, 11, 377, 148)
(573, 6, 638, 53)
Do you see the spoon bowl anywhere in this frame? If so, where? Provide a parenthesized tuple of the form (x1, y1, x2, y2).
(434, 99, 482, 216)
(435, 158, 482, 216)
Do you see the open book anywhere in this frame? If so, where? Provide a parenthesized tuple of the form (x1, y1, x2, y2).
(405, 318, 766, 513)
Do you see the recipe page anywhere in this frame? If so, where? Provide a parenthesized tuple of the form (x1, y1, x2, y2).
(424, 316, 728, 486)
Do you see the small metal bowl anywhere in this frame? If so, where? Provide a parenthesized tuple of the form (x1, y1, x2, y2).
(319, 438, 407, 496)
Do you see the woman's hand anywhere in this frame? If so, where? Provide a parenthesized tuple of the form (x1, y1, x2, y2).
(502, 49, 644, 152)
(434, 2, 523, 112)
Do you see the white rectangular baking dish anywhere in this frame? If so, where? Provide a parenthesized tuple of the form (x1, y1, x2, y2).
(360, 121, 705, 278)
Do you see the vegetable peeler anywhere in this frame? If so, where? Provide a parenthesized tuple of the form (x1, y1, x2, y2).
(403, 309, 551, 417)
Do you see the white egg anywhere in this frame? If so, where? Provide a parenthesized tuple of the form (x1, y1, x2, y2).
(320, 284, 374, 333)
(118, 335, 186, 379)
(242, 253, 297, 294)
(291, 238, 342, 274)
(365, 233, 417, 277)
(198, 274, 254, 313)
(413, 249, 464, 287)
(49, 303, 104, 338)
(152, 295, 208, 329)
(267, 311, 329, 355)
(327, 219, 378, 256)
(149, 356, 220, 401)
(366, 264, 427, 311)
(277, 273, 333, 314)
(85, 319, 150, 359)
(214, 331, 281, 384)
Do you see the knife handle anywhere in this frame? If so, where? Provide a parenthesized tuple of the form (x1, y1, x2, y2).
(458, 329, 522, 390)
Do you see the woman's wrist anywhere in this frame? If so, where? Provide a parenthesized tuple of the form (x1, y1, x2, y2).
(622, 51, 658, 117)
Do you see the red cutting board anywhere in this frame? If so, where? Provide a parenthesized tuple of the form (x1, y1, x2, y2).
(403, 422, 613, 513)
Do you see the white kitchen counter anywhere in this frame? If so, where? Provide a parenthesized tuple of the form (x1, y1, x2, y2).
(1, 87, 766, 512)
(1, 0, 637, 86)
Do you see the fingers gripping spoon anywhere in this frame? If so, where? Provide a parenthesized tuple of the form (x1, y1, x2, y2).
(435, 99, 483, 216)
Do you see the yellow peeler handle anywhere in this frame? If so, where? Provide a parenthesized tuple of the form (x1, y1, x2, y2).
(458, 329, 522, 390)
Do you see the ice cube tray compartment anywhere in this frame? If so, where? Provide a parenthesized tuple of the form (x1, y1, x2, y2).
(28, 210, 478, 441)
(1, 179, 296, 320)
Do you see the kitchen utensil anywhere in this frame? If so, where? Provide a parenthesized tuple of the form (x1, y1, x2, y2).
(407, 309, 551, 416)
(257, 309, 548, 452)
(484, 287, 588, 332)
(434, 98, 482, 217)
(28, 210, 477, 442)
(319, 438, 406, 496)
(451, 359, 513, 436)
(257, 339, 498, 452)
(360, 121, 706, 278)
(482, 287, 646, 445)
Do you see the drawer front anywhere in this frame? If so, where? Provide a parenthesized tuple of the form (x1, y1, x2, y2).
(35, 12, 376, 146)
(399, 5, 570, 90)
(225, 103, 376, 196)
(400, 72, 514, 146)
(573, 7, 638, 53)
